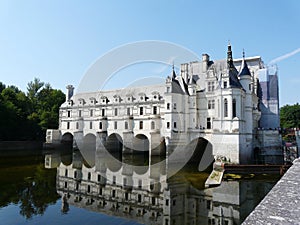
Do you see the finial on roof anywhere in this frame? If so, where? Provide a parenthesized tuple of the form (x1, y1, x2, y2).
(227, 42, 233, 64)
(242, 49, 245, 59)
(172, 63, 176, 80)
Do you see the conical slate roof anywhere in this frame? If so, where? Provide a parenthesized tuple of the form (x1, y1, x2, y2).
(239, 51, 251, 76)
(227, 44, 243, 89)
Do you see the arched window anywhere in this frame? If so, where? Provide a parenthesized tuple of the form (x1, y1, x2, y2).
(151, 121, 155, 130)
(87, 172, 91, 180)
(232, 99, 237, 118)
(224, 98, 228, 117)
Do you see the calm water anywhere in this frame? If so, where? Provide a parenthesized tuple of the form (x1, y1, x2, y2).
(0, 150, 280, 225)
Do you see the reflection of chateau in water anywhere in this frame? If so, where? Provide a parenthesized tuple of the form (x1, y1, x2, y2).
(47, 150, 276, 225)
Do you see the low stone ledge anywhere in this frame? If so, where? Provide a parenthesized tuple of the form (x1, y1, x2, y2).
(242, 158, 300, 224)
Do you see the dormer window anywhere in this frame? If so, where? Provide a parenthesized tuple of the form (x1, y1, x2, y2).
(68, 100, 73, 106)
(78, 98, 85, 105)
(126, 94, 133, 102)
(113, 95, 121, 103)
(90, 97, 96, 105)
(151, 91, 160, 101)
(101, 96, 108, 104)
(138, 93, 146, 101)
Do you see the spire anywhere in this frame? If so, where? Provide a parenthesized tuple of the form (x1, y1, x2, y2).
(227, 42, 233, 66)
(239, 49, 251, 77)
(226, 43, 243, 89)
(172, 63, 176, 80)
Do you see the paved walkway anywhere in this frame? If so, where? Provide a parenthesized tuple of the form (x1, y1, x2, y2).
(243, 159, 300, 225)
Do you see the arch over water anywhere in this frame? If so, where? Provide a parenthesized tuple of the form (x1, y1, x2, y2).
(61, 132, 73, 149)
(105, 133, 123, 156)
(133, 134, 149, 154)
(182, 137, 214, 171)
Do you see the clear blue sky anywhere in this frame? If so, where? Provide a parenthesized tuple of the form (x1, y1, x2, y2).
(0, 0, 299, 106)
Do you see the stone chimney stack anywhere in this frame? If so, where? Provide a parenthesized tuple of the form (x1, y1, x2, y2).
(66, 85, 74, 101)
(202, 54, 209, 72)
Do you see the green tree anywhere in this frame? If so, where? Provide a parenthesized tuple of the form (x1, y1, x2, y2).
(280, 103, 300, 128)
(0, 79, 65, 141)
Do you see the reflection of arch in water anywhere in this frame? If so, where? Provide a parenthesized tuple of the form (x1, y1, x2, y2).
(61, 132, 73, 149)
(80, 133, 96, 167)
(183, 137, 214, 171)
(133, 134, 149, 154)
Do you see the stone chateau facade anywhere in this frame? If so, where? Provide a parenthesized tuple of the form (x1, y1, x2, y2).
(47, 44, 282, 164)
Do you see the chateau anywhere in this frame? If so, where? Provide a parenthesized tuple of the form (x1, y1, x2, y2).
(47, 44, 282, 164)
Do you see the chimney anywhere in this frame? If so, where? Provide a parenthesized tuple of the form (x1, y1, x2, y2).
(66, 85, 74, 101)
(202, 54, 209, 72)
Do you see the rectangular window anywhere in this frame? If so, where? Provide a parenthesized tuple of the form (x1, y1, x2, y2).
(90, 109, 93, 117)
(76, 122, 79, 129)
(114, 121, 117, 129)
(167, 122, 170, 129)
(208, 100, 215, 109)
(90, 121, 93, 129)
(207, 200, 211, 210)
(99, 122, 102, 129)
(167, 103, 170, 110)
(208, 81, 215, 92)
(138, 180, 142, 189)
(139, 121, 143, 129)
(152, 197, 156, 205)
(165, 199, 169, 206)
(67, 122, 70, 129)
(125, 121, 128, 129)
(114, 108, 118, 116)
(67, 110, 71, 117)
(127, 107, 131, 115)
(207, 118, 211, 129)
(223, 81, 227, 89)
(167, 87, 170, 93)
(102, 109, 105, 116)
(79, 110, 82, 117)
(153, 106, 157, 115)
(139, 107, 143, 115)
(174, 122, 177, 129)
(125, 192, 129, 201)
(138, 194, 142, 203)
(112, 189, 116, 198)
(113, 176, 116, 184)
(173, 103, 177, 110)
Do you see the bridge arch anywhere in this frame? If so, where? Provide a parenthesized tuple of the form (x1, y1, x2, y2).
(105, 133, 123, 156)
(133, 134, 150, 154)
(182, 137, 214, 171)
(61, 132, 73, 149)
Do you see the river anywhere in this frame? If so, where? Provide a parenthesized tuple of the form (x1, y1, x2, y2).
(0, 150, 280, 225)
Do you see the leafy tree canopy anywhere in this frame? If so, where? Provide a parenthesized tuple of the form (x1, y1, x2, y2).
(0, 78, 65, 141)
(280, 103, 300, 129)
